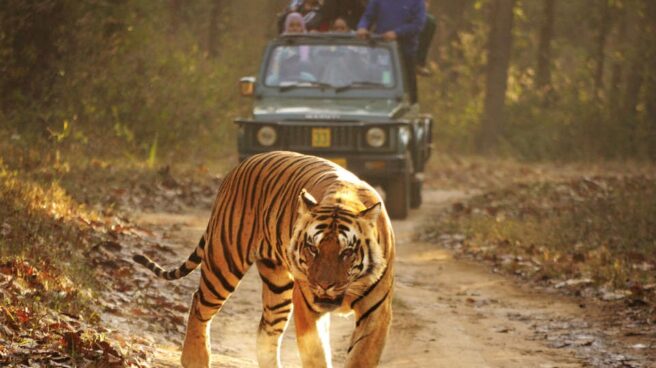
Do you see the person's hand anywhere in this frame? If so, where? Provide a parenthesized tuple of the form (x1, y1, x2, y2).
(356, 28, 369, 39)
(382, 31, 397, 41)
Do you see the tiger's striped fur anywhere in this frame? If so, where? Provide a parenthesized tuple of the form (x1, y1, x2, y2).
(134, 151, 395, 368)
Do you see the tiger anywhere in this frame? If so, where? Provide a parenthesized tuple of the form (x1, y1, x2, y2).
(133, 150, 395, 368)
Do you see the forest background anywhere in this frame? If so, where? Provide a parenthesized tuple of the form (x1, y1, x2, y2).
(2, 0, 655, 166)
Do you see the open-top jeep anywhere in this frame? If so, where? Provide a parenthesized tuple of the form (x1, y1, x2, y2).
(235, 33, 432, 219)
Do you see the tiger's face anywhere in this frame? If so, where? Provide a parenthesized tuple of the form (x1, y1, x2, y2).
(288, 189, 383, 311)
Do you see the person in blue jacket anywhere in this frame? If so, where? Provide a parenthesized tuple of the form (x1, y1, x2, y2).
(356, 0, 426, 104)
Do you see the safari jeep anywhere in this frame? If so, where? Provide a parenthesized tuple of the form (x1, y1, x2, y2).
(235, 33, 432, 219)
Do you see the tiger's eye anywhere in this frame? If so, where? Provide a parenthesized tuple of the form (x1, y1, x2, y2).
(341, 248, 354, 259)
(306, 245, 318, 257)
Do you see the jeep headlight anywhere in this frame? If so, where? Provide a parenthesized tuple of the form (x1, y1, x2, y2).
(366, 127, 386, 148)
(399, 126, 411, 146)
(256, 126, 277, 146)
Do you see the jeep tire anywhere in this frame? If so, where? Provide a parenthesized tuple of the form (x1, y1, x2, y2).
(410, 178, 422, 209)
(385, 173, 410, 220)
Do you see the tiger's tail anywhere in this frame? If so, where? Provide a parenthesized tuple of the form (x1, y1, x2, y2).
(133, 236, 205, 280)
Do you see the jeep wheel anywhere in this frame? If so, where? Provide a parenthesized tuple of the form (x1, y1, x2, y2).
(385, 174, 410, 220)
(410, 179, 422, 209)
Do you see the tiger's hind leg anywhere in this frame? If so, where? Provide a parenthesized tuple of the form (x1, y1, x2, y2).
(180, 289, 215, 368)
(181, 263, 245, 368)
(256, 260, 294, 368)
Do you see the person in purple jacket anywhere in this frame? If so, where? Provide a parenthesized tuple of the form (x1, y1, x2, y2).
(356, 0, 426, 104)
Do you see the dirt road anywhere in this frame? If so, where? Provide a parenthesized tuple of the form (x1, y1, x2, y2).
(137, 190, 647, 368)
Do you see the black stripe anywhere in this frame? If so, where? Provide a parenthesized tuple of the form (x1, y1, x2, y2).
(188, 249, 202, 263)
(249, 155, 277, 206)
(299, 287, 320, 314)
(179, 263, 194, 277)
(269, 159, 325, 248)
(241, 158, 274, 265)
(260, 275, 294, 294)
(365, 240, 375, 274)
(213, 165, 243, 281)
(271, 308, 291, 315)
(164, 269, 176, 280)
(347, 333, 371, 354)
(198, 288, 223, 308)
(266, 299, 292, 311)
(230, 158, 257, 269)
(351, 263, 388, 308)
(258, 155, 296, 208)
(259, 258, 278, 270)
(220, 214, 244, 279)
(263, 316, 289, 326)
(259, 156, 306, 231)
(165, 265, 187, 279)
(260, 325, 284, 336)
(243, 219, 259, 264)
(201, 270, 227, 301)
(207, 259, 236, 293)
(356, 289, 390, 327)
(354, 259, 364, 272)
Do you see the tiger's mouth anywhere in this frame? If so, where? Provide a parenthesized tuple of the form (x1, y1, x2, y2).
(313, 294, 345, 311)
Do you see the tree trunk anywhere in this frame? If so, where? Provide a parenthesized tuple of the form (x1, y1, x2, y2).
(535, 0, 555, 91)
(169, 0, 182, 36)
(622, 3, 649, 118)
(609, 7, 627, 111)
(208, 0, 221, 58)
(479, 0, 515, 153)
(646, 1, 656, 159)
(593, 0, 611, 96)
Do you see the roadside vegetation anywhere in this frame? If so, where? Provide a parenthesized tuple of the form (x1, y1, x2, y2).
(421, 174, 656, 325)
(0, 146, 222, 366)
(0, 157, 150, 366)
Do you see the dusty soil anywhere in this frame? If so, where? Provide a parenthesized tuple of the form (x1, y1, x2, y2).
(133, 189, 652, 368)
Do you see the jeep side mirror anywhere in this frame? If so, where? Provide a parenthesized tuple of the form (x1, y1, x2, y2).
(239, 76, 256, 97)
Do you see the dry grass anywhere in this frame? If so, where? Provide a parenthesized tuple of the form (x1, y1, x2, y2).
(422, 176, 656, 296)
(0, 160, 100, 290)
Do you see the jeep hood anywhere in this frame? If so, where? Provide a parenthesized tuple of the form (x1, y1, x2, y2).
(252, 98, 406, 121)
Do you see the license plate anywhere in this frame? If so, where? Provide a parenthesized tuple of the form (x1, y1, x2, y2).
(328, 158, 347, 168)
(311, 128, 331, 147)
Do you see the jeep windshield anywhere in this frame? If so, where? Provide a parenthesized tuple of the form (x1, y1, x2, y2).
(264, 44, 396, 89)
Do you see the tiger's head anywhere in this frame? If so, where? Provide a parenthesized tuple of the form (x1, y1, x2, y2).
(287, 189, 386, 311)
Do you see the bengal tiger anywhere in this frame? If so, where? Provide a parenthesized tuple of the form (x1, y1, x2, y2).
(133, 150, 395, 368)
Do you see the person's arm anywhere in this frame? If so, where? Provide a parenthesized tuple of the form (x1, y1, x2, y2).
(357, 0, 379, 30)
(393, 0, 426, 38)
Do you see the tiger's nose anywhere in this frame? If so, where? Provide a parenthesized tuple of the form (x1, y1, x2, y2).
(317, 281, 336, 291)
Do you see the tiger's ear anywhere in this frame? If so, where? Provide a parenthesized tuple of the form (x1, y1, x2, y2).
(298, 189, 317, 215)
(358, 202, 381, 221)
